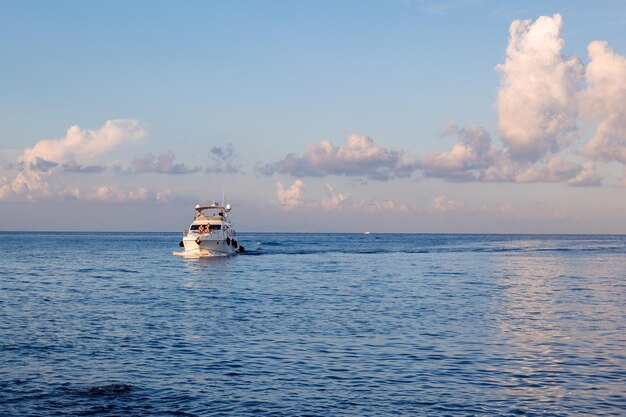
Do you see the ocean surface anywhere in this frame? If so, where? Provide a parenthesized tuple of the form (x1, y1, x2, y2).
(1, 232, 625, 416)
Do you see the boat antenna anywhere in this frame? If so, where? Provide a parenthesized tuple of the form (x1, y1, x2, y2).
(221, 187, 225, 207)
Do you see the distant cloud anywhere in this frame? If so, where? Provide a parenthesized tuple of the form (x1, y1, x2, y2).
(431, 195, 463, 213)
(209, 144, 235, 160)
(258, 134, 418, 181)
(85, 186, 176, 203)
(275, 179, 305, 209)
(582, 41, 626, 164)
(320, 184, 351, 210)
(56, 185, 177, 203)
(26, 157, 59, 172)
(0, 177, 8, 200)
(421, 123, 497, 180)
(430, 195, 566, 220)
(273, 181, 410, 213)
(356, 198, 411, 213)
(514, 156, 599, 185)
(128, 151, 201, 174)
(567, 163, 601, 187)
(62, 161, 106, 173)
(496, 14, 583, 162)
(206, 144, 240, 174)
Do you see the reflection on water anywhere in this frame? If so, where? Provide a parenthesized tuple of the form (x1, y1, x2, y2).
(495, 240, 626, 414)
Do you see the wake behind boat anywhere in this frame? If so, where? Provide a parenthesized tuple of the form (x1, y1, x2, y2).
(173, 202, 244, 258)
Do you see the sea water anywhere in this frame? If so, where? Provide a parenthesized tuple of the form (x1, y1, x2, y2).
(1, 232, 625, 416)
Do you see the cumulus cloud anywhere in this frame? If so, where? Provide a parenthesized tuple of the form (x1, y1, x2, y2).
(582, 41, 626, 163)
(128, 151, 201, 174)
(1, 119, 147, 201)
(259, 134, 418, 180)
(496, 13, 583, 161)
(276, 179, 305, 209)
(421, 123, 497, 180)
(19, 119, 146, 166)
(419, 14, 626, 187)
(421, 123, 600, 185)
(256, 13, 625, 187)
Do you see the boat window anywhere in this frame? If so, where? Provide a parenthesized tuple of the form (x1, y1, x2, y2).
(209, 224, 222, 230)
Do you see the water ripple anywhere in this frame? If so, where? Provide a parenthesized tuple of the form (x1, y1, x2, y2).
(1, 232, 625, 416)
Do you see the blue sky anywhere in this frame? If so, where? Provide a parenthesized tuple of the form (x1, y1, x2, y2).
(1, 0, 626, 232)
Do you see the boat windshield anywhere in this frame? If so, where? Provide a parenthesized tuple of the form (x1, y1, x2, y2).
(190, 224, 222, 231)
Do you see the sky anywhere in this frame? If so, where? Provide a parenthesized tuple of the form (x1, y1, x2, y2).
(1, 0, 626, 233)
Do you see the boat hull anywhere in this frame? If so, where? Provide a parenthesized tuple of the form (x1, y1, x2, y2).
(181, 236, 239, 257)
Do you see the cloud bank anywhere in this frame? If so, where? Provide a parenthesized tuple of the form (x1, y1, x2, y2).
(259, 134, 418, 181)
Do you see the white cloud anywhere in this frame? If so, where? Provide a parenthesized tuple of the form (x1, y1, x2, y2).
(19, 119, 146, 166)
(1, 119, 147, 201)
(420, 123, 599, 186)
(275, 179, 305, 209)
(259, 134, 417, 180)
(582, 41, 626, 163)
(421, 123, 496, 179)
(496, 13, 583, 161)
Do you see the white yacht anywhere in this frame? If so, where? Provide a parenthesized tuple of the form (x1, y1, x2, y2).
(175, 202, 244, 257)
